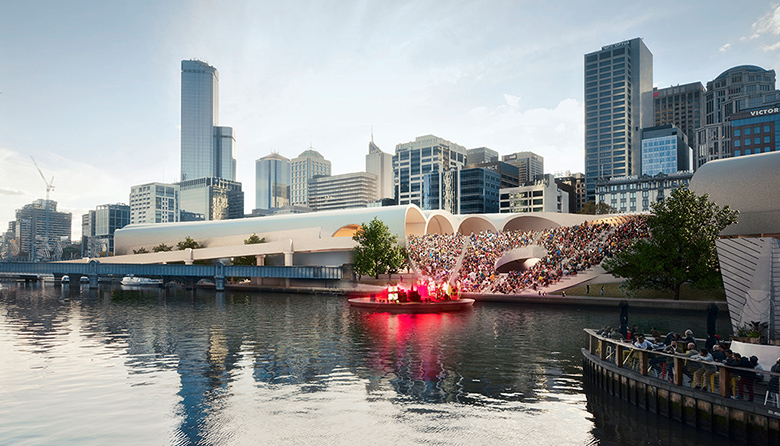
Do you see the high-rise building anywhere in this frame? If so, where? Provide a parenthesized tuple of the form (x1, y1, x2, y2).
(641, 125, 691, 175)
(81, 203, 130, 257)
(466, 147, 499, 165)
(584, 38, 654, 202)
(731, 103, 780, 157)
(394, 135, 467, 208)
(179, 177, 244, 221)
(499, 174, 569, 214)
(459, 167, 501, 214)
(181, 60, 236, 181)
(130, 182, 180, 225)
(653, 82, 704, 150)
(555, 172, 586, 214)
(308, 172, 378, 211)
(696, 65, 780, 168)
(11, 199, 71, 261)
(179, 60, 242, 219)
(365, 139, 394, 201)
(466, 161, 520, 190)
(502, 151, 544, 184)
(255, 153, 291, 210)
(291, 148, 331, 206)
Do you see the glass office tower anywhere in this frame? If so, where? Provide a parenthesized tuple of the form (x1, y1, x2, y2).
(181, 60, 219, 181)
(583, 38, 653, 202)
(256, 153, 291, 210)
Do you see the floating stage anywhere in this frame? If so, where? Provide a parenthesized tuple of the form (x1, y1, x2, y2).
(349, 283, 474, 313)
(348, 296, 475, 313)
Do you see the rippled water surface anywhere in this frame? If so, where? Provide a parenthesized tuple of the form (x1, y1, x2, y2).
(0, 283, 740, 445)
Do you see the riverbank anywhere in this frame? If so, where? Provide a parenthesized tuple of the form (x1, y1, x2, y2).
(219, 281, 723, 313)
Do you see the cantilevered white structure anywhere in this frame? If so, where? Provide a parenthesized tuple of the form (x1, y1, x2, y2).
(112, 205, 604, 268)
(689, 151, 780, 340)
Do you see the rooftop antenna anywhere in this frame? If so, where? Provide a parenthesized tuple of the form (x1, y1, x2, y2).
(30, 156, 54, 200)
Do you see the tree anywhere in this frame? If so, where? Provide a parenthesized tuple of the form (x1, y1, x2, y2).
(352, 217, 407, 279)
(579, 200, 616, 215)
(177, 236, 202, 250)
(133, 247, 149, 254)
(232, 233, 266, 266)
(602, 187, 738, 300)
(152, 243, 173, 252)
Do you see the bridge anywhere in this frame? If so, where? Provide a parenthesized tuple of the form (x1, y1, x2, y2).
(0, 261, 342, 291)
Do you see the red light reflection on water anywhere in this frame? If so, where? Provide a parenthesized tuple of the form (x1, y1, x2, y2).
(361, 312, 463, 382)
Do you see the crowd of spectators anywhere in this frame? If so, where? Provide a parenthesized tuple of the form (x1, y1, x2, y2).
(407, 216, 649, 294)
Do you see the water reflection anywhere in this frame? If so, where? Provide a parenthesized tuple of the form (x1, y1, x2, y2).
(0, 284, 742, 445)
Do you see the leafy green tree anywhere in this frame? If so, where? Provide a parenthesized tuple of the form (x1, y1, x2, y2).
(177, 236, 202, 250)
(232, 233, 267, 266)
(578, 200, 616, 215)
(133, 247, 149, 254)
(151, 243, 173, 252)
(602, 187, 738, 300)
(352, 217, 407, 279)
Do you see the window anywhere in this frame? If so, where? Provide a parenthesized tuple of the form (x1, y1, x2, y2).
(765, 136, 771, 143)
(734, 140, 741, 147)
(745, 128, 751, 135)
(734, 129, 740, 137)
(735, 150, 741, 156)
(765, 125, 771, 132)
(755, 127, 761, 134)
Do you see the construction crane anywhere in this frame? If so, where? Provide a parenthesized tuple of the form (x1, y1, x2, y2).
(31, 156, 55, 200)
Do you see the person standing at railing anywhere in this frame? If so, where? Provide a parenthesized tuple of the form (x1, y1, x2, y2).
(733, 353, 756, 401)
(769, 358, 780, 395)
(633, 335, 653, 349)
(692, 348, 714, 390)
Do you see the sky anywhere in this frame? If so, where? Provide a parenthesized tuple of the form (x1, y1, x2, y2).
(1, 0, 779, 240)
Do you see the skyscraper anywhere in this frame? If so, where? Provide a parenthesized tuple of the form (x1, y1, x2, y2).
(255, 153, 291, 210)
(291, 148, 331, 206)
(653, 82, 704, 153)
(393, 135, 467, 208)
(180, 60, 236, 182)
(695, 65, 780, 168)
(179, 60, 242, 220)
(502, 151, 544, 183)
(583, 38, 653, 202)
(365, 138, 394, 201)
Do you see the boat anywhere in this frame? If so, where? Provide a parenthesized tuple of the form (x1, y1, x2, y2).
(349, 283, 475, 313)
(121, 276, 163, 287)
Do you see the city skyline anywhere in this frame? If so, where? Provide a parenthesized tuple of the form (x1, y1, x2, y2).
(1, 1, 779, 238)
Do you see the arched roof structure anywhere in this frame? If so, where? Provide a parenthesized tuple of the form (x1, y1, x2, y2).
(714, 65, 768, 80)
(115, 205, 427, 255)
(689, 151, 780, 237)
(456, 215, 497, 235)
(424, 211, 457, 235)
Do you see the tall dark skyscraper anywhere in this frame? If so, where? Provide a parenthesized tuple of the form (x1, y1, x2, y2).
(179, 60, 242, 220)
(180, 60, 236, 182)
(583, 38, 653, 202)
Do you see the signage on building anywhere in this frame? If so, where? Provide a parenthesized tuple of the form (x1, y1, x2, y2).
(732, 105, 780, 120)
(602, 40, 630, 51)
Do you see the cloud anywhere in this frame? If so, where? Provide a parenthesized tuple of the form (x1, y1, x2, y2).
(719, 43, 731, 53)
(466, 97, 584, 173)
(504, 94, 521, 108)
(762, 42, 780, 52)
(752, 5, 780, 37)
(0, 147, 140, 240)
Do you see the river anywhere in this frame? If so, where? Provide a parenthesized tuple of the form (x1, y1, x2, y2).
(0, 282, 741, 445)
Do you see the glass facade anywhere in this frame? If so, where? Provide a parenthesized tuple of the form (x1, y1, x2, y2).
(731, 106, 779, 157)
(584, 38, 654, 202)
(180, 60, 236, 182)
(256, 154, 291, 210)
(394, 135, 467, 209)
(459, 168, 500, 214)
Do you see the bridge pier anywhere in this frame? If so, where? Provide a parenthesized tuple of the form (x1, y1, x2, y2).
(88, 273, 99, 289)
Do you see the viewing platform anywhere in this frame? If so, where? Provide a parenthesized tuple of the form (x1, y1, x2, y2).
(582, 329, 780, 444)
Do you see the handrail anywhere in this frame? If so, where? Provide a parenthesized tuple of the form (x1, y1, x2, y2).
(585, 328, 780, 400)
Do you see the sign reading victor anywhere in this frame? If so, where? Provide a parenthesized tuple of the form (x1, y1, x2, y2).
(733, 105, 780, 119)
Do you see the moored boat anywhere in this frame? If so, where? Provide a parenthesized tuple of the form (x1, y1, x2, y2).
(121, 276, 163, 287)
